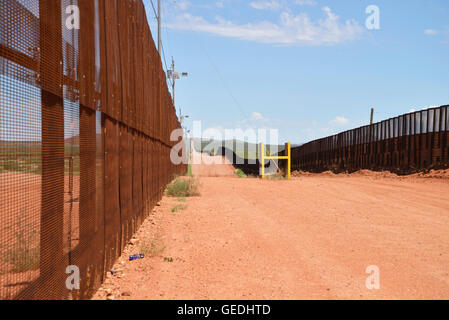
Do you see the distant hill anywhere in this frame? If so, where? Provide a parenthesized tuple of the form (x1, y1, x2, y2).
(0, 134, 102, 157)
(0, 140, 41, 157)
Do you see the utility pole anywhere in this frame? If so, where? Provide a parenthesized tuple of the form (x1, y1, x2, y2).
(370, 107, 374, 125)
(168, 56, 188, 108)
(179, 107, 189, 128)
(158, 0, 161, 56)
(179, 107, 190, 165)
(179, 107, 191, 143)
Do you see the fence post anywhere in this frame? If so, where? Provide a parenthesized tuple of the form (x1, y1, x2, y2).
(260, 143, 265, 179)
(38, 0, 66, 299)
(285, 142, 291, 179)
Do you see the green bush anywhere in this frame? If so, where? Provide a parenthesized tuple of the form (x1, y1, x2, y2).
(166, 177, 200, 197)
(234, 169, 247, 178)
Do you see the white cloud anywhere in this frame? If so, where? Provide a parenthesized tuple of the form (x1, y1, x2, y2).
(295, 0, 317, 6)
(424, 29, 438, 36)
(167, 7, 364, 46)
(251, 112, 264, 121)
(250, 0, 316, 11)
(250, 0, 281, 11)
(330, 116, 349, 125)
(173, 0, 190, 11)
(424, 27, 449, 38)
(234, 113, 280, 135)
(215, 1, 224, 8)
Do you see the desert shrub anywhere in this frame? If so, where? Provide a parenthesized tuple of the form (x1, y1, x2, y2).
(265, 173, 286, 180)
(234, 169, 247, 178)
(1, 160, 20, 172)
(139, 234, 166, 257)
(165, 177, 200, 197)
(171, 204, 187, 213)
(3, 233, 40, 273)
(1, 208, 40, 273)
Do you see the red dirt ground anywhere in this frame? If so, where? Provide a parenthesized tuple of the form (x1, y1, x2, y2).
(93, 153, 449, 300)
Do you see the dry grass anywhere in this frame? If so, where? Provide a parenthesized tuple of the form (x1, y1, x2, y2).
(165, 177, 201, 197)
(138, 233, 166, 258)
(171, 204, 188, 213)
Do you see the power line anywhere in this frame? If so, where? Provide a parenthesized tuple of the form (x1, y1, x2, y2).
(158, 0, 161, 56)
(161, 41, 173, 88)
(148, 0, 173, 90)
(148, 0, 157, 18)
(198, 38, 249, 120)
(162, 0, 174, 55)
(151, 0, 249, 121)
(192, 31, 271, 148)
(162, 2, 174, 67)
(177, 11, 249, 120)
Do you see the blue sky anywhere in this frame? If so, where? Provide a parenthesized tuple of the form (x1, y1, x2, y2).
(143, 0, 449, 144)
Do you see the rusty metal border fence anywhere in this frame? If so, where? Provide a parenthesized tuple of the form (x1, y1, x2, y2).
(0, 0, 186, 299)
(291, 105, 449, 174)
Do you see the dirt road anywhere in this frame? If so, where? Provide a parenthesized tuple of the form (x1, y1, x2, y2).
(190, 144, 235, 177)
(94, 166, 449, 300)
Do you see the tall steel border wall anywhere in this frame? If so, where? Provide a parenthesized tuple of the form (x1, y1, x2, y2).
(0, 0, 186, 299)
(291, 105, 449, 174)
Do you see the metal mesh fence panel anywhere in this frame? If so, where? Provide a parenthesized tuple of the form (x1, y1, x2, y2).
(1, 0, 186, 299)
